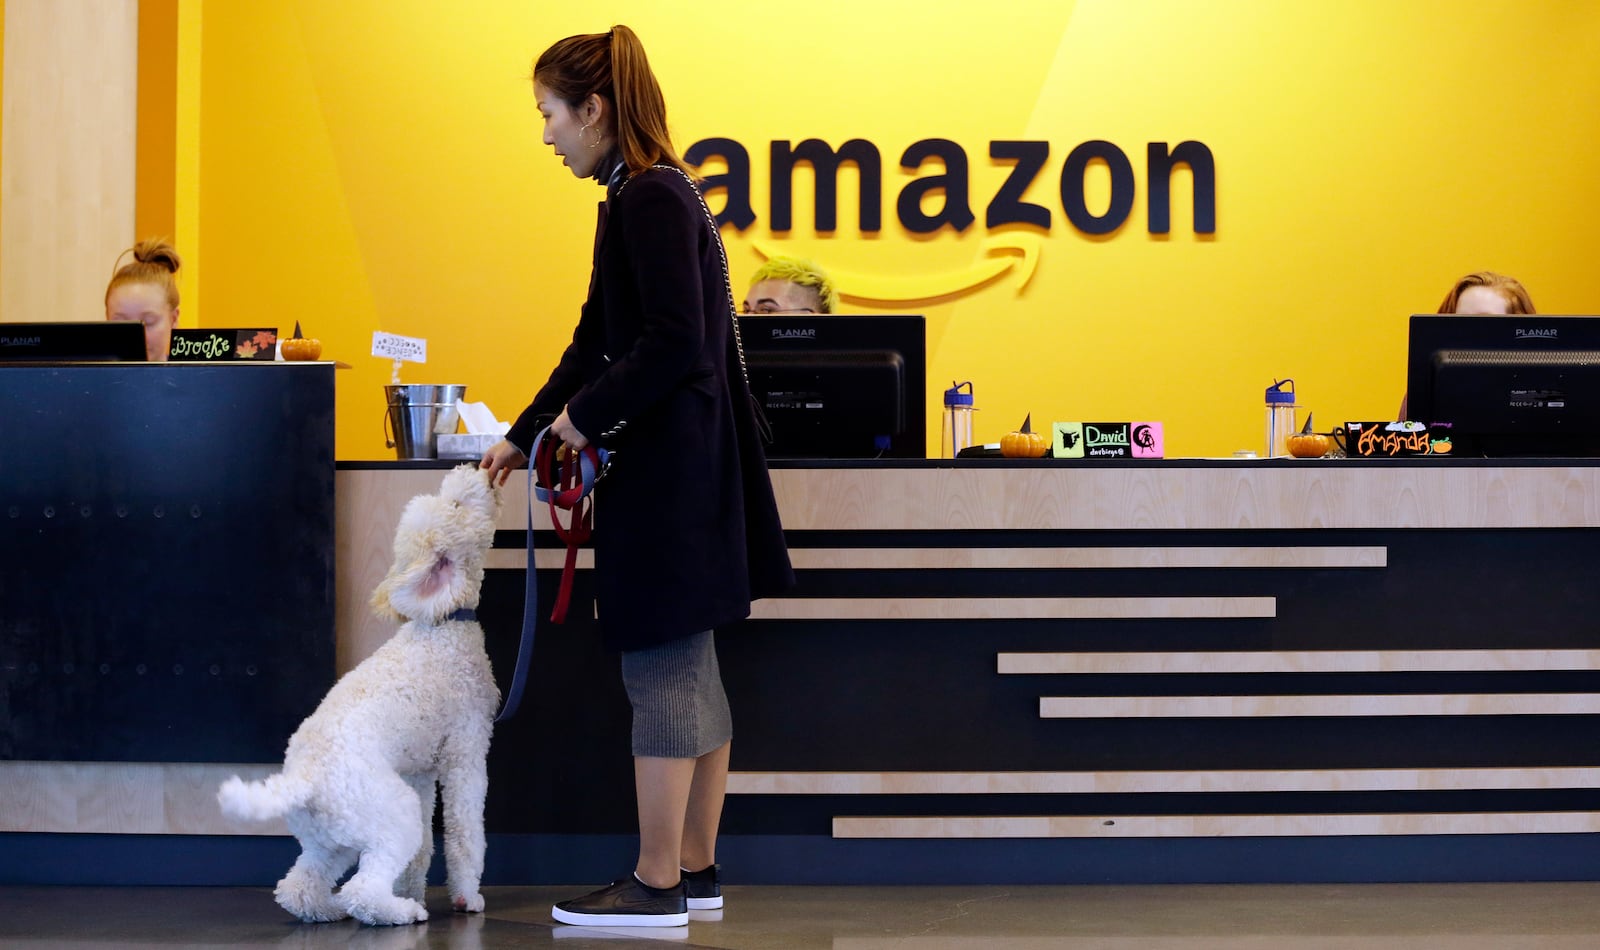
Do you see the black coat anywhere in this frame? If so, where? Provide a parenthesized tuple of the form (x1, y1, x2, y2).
(508, 160, 793, 651)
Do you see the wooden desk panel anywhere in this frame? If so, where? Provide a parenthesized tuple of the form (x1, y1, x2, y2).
(6, 461, 1600, 886)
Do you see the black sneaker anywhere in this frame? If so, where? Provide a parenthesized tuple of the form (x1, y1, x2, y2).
(551, 874, 689, 927)
(682, 863, 723, 910)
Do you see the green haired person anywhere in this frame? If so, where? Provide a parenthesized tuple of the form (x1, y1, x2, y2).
(741, 255, 838, 314)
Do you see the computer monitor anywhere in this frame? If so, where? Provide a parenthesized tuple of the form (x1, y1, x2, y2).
(0, 322, 146, 362)
(1406, 314, 1600, 457)
(737, 314, 926, 459)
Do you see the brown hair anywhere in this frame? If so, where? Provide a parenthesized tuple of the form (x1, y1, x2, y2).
(105, 238, 181, 309)
(533, 25, 693, 178)
(1437, 271, 1535, 315)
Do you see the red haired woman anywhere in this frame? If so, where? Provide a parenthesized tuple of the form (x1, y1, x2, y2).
(1436, 271, 1536, 317)
(105, 238, 182, 361)
(1401, 271, 1537, 418)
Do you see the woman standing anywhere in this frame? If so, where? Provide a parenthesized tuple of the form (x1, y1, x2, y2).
(481, 25, 792, 928)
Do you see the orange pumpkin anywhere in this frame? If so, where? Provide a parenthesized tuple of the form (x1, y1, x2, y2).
(281, 321, 322, 361)
(1001, 430, 1050, 458)
(1285, 433, 1333, 458)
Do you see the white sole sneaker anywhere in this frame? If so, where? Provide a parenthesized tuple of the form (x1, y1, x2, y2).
(553, 923, 690, 940)
(551, 906, 689, 927)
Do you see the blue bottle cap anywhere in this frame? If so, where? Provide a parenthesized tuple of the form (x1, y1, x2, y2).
(1265, 379, 1295, 404)
(944, 381, 975, 408)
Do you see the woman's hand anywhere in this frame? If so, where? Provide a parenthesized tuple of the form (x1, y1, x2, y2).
(479, 439, 528, 487)
(552, 407, 590, 451)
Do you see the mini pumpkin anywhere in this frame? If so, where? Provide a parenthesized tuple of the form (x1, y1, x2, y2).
(1000, 413, 1051, 458)
(281, 321, 322, 361)
(1284, 411, 1331, 458)
(1286, 433, 1333, 458)
(1000, 431, 1049, 458)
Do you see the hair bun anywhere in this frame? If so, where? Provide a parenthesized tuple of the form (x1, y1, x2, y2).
(131, 238, 181, 273)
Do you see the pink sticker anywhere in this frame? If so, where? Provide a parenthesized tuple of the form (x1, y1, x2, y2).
(1130, 422, 1164, 458)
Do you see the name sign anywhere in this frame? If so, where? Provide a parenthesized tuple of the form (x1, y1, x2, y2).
(1343, 421, 1453, 457)
(1052, 422, 1164, 459)
(168, 328, 278, 361)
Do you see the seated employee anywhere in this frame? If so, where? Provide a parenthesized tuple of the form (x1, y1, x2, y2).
(741, 255, 838, 314)
(1436, 270, 1536, 317)
(1401, 270, 1537, 417)
(105, 238, 183, 361)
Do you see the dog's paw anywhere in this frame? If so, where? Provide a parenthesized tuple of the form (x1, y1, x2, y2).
(452, 891, 485, 913)
(349, 898, 428, 927)
(340, 889, 429, 927)
(274, 876, 349, 924)
(275, 891, 349, 924)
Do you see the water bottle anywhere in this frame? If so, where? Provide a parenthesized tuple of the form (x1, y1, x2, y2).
(943, 380, 976, 458)
(1264, 378, 1297, 458)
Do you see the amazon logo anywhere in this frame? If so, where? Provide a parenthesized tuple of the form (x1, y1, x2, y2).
(686, 137, 1214, 305)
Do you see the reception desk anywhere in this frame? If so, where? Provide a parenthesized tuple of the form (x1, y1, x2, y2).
(6, 459, 1600, 885)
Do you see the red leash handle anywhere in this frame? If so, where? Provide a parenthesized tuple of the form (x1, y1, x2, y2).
(532, 430, 603, 623)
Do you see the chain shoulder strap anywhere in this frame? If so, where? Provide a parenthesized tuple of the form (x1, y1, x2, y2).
(615, 166, 757, 398)
(616, 165, 771, 441)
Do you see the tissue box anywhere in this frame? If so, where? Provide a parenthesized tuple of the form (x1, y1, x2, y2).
(436, 433, 500, 459)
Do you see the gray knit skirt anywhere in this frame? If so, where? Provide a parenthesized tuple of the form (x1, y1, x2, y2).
(619, 629, 732, 758)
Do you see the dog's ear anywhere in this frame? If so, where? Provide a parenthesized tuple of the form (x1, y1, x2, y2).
(408, 553, 460, 615)
(374, 541, 463, 624)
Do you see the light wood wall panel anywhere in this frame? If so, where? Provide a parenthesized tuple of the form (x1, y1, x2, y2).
(728, 766, 1600, 796)
(1039, 693, 1600, 719)
(832, 812, 1600, 839)
(790, 546, 1386, 570)
(999, 649, 1600, 675)
(494, 545, 1385, 571)
(767, 465, 1600, 531)
(0, 0, 138, 323)
(751, 596, 1275, 621)
(0, 762, 284, 835)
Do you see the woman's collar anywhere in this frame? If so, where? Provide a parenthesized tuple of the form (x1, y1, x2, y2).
(593, 147, 626, 196)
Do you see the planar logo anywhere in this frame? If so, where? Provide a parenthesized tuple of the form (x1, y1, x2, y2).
(770, 329, 816, 340)
(1515, 328, 1557, 339)
(688, 136, 1216, 304)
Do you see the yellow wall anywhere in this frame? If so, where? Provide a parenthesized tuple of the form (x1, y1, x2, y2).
(181, 1, 1600, 459)
(135, 0, 177, 245)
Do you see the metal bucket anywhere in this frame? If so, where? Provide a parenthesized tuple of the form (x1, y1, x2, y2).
(384, 384, 467, 459)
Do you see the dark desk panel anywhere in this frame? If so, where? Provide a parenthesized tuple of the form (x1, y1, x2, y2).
(0, 363, 335, 761)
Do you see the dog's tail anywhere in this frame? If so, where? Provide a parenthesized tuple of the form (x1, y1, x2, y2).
(217, 772, 313, 822)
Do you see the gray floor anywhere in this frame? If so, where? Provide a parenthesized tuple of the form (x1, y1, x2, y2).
(3, 882, 1600, 948)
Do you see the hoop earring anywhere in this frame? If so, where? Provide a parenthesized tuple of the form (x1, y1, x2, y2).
(580, 124, 601, 150)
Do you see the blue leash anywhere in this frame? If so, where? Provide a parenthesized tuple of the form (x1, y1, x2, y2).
(495, 426, 608, 723)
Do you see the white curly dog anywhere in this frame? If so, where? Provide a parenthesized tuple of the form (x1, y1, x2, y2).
(218, 464, 502, 926)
